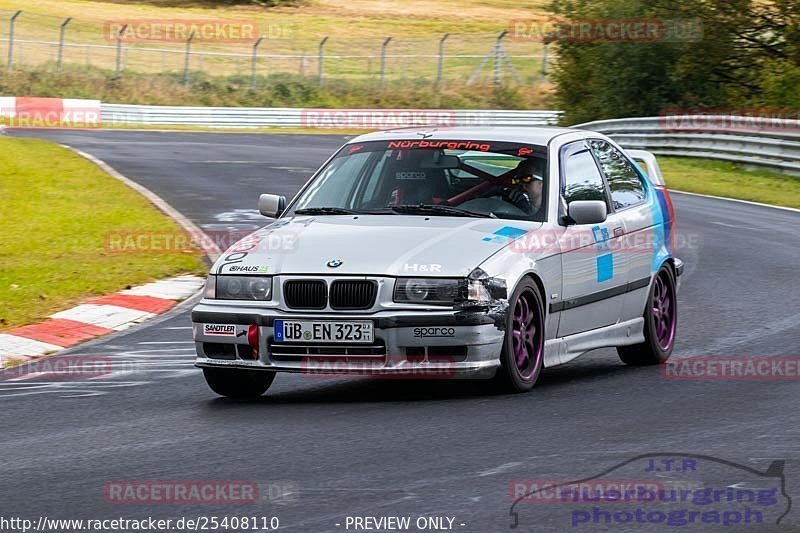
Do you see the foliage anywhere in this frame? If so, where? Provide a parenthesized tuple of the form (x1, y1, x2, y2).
(549, 0, 800, 123)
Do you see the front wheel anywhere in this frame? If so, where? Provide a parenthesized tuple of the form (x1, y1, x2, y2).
(618, 264, 677, 366)
(496, 278, 545, 393)
(203, 368, 275, 398)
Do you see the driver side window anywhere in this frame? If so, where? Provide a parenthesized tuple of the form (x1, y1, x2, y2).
(562, 146, 608, 205)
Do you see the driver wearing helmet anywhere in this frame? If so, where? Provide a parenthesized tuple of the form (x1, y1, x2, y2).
(497, 158, 545, 215)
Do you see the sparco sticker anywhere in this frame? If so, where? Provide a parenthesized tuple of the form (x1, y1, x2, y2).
(413, 327, 456, 338)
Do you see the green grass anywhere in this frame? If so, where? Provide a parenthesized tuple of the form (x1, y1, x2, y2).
(0, 0, 553, 101)
(0, 0, 548, 44)
(659, 157, 800, 209)
(0, 65, 554, 110)
(0, 136, 206, 330)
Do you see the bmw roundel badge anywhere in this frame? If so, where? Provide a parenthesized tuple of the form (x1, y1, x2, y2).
(327, 259, 343, 268)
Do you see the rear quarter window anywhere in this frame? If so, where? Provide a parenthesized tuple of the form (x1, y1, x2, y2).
(588, 140, 647, 210)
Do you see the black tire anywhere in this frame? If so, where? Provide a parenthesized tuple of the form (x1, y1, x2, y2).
(203, 367, 275, 398)
(618, 264, 677, 366)
(495, 278, 545, 393)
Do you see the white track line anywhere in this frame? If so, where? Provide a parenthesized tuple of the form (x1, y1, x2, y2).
(121, 276, 204, 300)
(670, 190, 800, 213)
(65, 146, 222, 260)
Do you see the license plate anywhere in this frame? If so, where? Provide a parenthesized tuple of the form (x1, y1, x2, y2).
(274, 320, 374, 344)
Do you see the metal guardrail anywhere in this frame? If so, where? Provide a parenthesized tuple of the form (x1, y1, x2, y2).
(60, 103, 800, 176)
(100, 104, 564, 128)
(575, 116, 800, 176)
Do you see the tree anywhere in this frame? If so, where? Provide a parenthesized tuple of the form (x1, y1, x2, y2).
(549, 0, 799, 123)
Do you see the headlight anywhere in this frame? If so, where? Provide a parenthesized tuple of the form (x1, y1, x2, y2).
(394, 278, 461, 305)
(209, 275, 272, 301)
(467, 278, 492, 302)
(462, 268, 507, 306)
(204, 275, 216, 299)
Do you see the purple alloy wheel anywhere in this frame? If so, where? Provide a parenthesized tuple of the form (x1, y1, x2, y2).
(511, 288, 543, 380)
(652, 270, 676, 351)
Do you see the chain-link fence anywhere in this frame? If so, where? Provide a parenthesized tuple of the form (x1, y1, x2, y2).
(0, 9, 554, 87)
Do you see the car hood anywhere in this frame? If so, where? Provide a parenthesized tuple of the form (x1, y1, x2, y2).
(212, 215, 541, 277)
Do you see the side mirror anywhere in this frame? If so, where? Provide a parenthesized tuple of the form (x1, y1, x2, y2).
(567, 200, 607, 225)
(259, 194, 286, 218)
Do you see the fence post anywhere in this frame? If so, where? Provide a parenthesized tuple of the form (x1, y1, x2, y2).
(57, 17, 72, 73)
(493, 30, 508, 85)
(436, 33, 449, 88)
(7, 10, 22, 69)
(182, 31, 195, 84)
(317, 36, 328, 87)
(251, 36, 264, 89)
(115, 24, 127, 77)
(541, 42, 549, 77)
(380, 36, 392, 90)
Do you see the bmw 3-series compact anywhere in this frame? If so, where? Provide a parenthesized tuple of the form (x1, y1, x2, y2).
(192, 127, 683, 397)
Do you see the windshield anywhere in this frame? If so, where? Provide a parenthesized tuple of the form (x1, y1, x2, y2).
(289, 139, 548, 221)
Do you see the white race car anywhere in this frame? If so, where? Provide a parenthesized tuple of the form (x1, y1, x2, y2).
(192, 127, 682, 397)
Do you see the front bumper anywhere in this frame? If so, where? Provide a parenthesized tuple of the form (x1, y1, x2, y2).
(191, 302, 504, 378)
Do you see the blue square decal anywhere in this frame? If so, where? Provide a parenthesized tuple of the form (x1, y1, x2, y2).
(493, 226, 528, 239)
(597, 254, 614, 283)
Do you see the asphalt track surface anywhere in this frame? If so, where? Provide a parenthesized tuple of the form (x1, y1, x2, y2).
(2, 129, 800, 532)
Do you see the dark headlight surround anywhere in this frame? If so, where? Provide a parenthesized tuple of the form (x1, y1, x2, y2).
(209, 275, 273, 301)
(393, 278, 463, 305)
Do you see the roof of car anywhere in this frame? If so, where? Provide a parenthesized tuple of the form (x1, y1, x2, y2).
(348, 126, 585, 146)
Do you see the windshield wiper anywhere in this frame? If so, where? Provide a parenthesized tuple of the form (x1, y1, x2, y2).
(295, 207, 361, 215)
(390, 204, 497, 218)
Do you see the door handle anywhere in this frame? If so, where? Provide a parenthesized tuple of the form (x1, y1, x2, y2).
(613, 227, 624, 237)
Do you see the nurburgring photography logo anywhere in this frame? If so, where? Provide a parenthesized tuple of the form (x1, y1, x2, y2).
(509, 18, 703, 43)
(509, 453, 791, 529)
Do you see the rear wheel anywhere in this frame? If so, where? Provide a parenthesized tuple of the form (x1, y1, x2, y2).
(203, 368, 275, 398)
(618, 264, 677, 365)
(496, 278, 545, 393)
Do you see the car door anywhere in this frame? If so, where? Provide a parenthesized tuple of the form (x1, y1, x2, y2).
(586, 139, 655, 323)
(555, 140, 630, 337)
